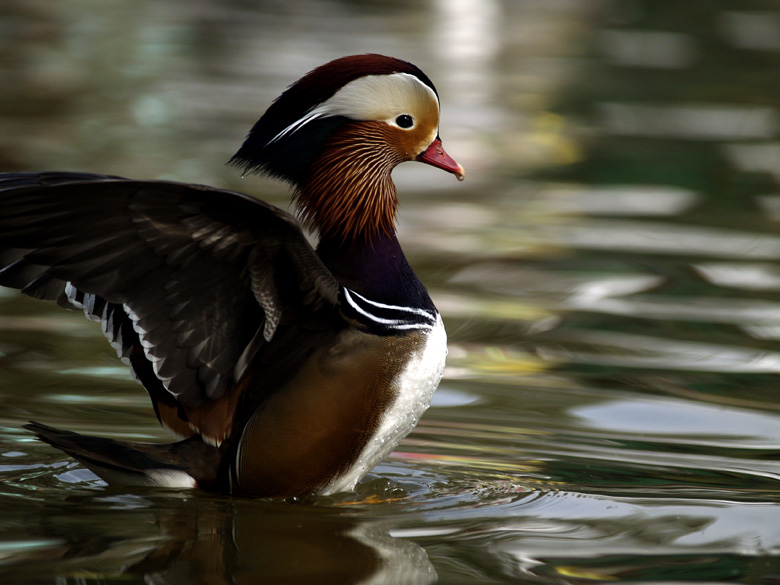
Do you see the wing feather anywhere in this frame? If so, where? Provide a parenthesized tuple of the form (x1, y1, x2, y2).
(0, 172, 341, 443)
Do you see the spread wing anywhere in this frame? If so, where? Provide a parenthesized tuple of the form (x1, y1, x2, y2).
(0, 172, 340, 444)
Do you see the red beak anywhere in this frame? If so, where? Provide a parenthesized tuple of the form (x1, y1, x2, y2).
(416, 138, 465, 181)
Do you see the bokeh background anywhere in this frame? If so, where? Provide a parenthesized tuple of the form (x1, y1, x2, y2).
(3, 1, 780, 583)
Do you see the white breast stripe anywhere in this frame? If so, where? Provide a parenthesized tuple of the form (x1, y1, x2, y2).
(349, 289, 436, 322)
(342, 288, 434, 331)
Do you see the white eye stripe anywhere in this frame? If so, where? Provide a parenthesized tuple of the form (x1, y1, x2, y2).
(267, 108, 325, 144)
(266, 73, 438, 146)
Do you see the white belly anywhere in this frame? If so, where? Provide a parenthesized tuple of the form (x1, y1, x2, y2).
(319, 314, 447, 494)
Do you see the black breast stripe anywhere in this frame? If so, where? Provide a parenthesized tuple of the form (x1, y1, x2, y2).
(340, 287, 436, 334)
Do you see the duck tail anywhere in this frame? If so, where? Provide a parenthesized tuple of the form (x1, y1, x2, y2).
(24, 421, 225, 491)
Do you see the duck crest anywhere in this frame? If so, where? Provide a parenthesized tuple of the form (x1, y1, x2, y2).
(229, 54, 439, 187)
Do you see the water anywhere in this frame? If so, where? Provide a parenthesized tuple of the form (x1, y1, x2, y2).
(2, 0, 780, 583)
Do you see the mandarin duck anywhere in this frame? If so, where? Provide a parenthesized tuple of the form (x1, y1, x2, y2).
(0, 54, 463, 497)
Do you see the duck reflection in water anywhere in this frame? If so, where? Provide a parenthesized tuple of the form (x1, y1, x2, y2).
(16, 492, 436, 584)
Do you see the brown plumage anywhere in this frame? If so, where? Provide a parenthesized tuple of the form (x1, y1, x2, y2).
(296, 122, 402, 242)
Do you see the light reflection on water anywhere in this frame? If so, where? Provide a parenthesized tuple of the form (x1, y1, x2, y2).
(2, 0, 780, 584)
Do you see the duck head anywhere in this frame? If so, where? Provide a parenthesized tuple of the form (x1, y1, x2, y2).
(230, 54, 464, 241)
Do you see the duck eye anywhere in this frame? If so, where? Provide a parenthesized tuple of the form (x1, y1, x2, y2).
(395, 114, 414, 129)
